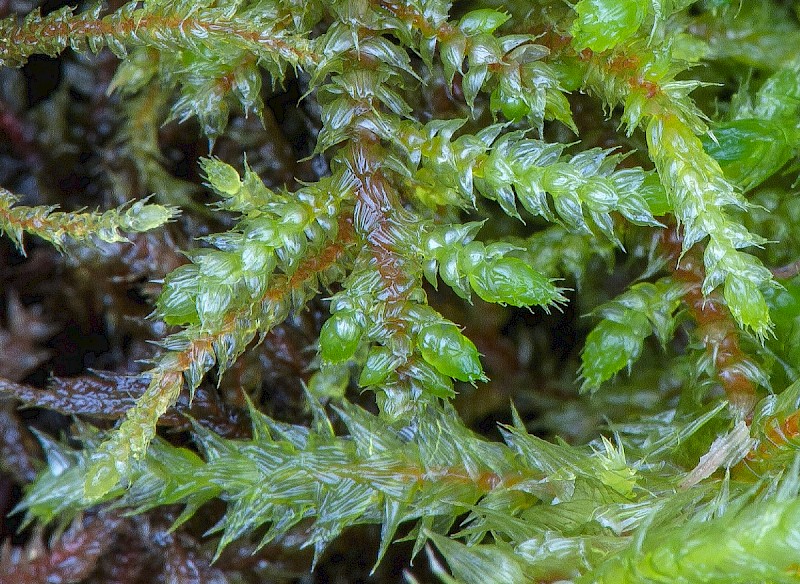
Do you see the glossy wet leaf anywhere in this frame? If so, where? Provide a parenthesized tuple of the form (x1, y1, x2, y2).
(570, 0, 648, 52)
(469, 257, 565, 308)
(417, 324, 484, 383)
(319, 310, 363, 363)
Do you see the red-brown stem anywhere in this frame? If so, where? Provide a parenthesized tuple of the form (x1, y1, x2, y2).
(660, 226, 757, 413)
(743, 410, 800, 466)
(0, 98, 39, 166)
(2, 11, 317, 66)
(335, 460, 533, 494)
(268, 215, 354, 301)
(771, 259, 800, 280)
(174, 218, 354, 376)
(347, 131, 416, 325)
(576, 47, 663, 100)
(0, 188, 123, 243)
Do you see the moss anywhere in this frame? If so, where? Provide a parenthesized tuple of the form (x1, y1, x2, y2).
(1, 0, 800, 581)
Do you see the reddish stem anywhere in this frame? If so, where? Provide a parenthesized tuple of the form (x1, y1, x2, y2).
(744, 410, 800, 466)
(660, 226, 757, 413)
(2, 10, 317, 66)
(347, 132, 416, 320)
(0, 99, 39, 166)
(771, 259, 800, 280)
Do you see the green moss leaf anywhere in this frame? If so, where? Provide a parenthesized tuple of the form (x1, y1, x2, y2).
(320, 310, 363, 363)
(703, 120, 794, 191)
(417, 323, 484, 383)
(459, 10, 510, 36)
(571, 0, 648, 52)
(468, 257, 565, 308)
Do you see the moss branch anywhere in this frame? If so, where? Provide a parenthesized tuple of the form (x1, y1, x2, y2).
(0, 187, 177, 253)
(84, 222, 354, 499)
(0, 5, 318, 68)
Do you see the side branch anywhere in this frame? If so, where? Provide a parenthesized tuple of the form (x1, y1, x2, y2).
(0, 187, 177, 253)
(0, 6, 318, 68)
(84, 223, 354, 499)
